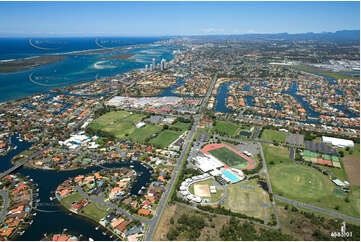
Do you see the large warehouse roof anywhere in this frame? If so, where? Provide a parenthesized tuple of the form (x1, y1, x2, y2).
(322, 136, 354, 148)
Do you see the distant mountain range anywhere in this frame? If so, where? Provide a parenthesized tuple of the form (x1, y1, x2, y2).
(186, 30, 360, 41)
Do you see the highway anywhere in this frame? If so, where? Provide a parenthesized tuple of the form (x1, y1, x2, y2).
(145, 117, 200, 240)
(144, 74, 216, 240)
(274, 195, 360, 224)
(0, 190, 9, 223)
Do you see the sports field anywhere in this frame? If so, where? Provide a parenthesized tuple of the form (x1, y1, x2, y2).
(209, 147, 249, 168)
(260, 129, 286, 143)
(189, 178, 224, 203)
(212, 120, 240, 137)
(171, 121, 191, 131)
(224, 180, 272, 220)
(88, 111, 163, 143)
(202, 143, 254, 169)
(194, 184, 210, 197)
(149, 130, 183, 148)
(268, 163, 360, 218)
(262, 143, 292, 165)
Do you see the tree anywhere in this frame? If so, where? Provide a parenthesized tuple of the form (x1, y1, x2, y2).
(166, 227, 179, 241)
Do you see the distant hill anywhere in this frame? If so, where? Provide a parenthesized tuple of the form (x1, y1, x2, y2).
(189, 30, 360, 42)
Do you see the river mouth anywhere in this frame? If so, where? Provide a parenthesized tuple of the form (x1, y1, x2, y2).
(0, 134, 152, 241)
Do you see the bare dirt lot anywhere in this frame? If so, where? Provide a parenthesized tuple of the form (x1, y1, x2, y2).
(194, 184, 211, 197)
(153, 204, 177, 241)
(343, 155, 360, 185)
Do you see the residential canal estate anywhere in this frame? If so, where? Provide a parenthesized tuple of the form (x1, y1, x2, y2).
(0, 12, 360, 241)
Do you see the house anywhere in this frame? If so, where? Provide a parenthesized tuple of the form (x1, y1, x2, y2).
(138, 209, 151, 216)
(8, 205, 24, 214)
(141, 201, 150, 207)
(157, 176, 166, 182)
(74, 175, 84, 183)
(111, 217, 125, 228)
(115, 221, 130, 235)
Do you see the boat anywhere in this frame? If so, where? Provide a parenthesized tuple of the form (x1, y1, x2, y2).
(89, 238, 94, 241)
(130, 165, 134, 168)
(19, 139, 23, 142)
(95, 226, 99, 230)
(14, 146, 17, 150)
(49, 197, 53, 201)
(102, 232, 106, 235)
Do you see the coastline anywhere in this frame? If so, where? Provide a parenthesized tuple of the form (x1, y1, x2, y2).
(0, 41, 175, 104)
(0, 55, 67, 73)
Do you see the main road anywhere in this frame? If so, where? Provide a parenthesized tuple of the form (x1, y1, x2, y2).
(274, 195, 360, 224)
(144, 116, 200, 240)
(145, 74, 217, 240)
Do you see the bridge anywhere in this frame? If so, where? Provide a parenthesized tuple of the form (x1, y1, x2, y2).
(0, 149, 44, 179)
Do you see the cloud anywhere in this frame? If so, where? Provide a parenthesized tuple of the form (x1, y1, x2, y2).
(201, 28, 225, 34)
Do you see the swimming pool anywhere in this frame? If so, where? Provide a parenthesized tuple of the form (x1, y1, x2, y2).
(222, 170, 241, 183)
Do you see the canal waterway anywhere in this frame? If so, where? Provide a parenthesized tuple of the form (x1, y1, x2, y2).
(214, 73, 357, 123)
(0, 135, 152, 241)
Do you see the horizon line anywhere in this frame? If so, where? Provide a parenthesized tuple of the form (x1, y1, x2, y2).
(0, 29, 359, 38)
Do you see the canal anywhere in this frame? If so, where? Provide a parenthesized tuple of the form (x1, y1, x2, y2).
(0, 135, 152, 241)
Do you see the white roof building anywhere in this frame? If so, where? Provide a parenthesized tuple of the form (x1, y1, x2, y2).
(194, 155, 224, 172)
(179, 186, 187, 191)
(136, 122, 146, 128)
(180, 191, 188, 196)
(322, 136, 354, 148)
(210, 170, 221, 176)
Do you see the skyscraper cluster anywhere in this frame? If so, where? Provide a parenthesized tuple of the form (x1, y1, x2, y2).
(145, 58, 167, 72)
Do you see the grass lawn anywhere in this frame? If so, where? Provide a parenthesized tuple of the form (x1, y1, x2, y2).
(59, 192, 84, 210)
(260, 129, 286, 143)
(290, 65, 358, 80)
(209, 146, 249, 167)
(129, 124, 162, 143)
(268, 163, 359, 218)
(171, 121, 191, 131)
(224, 179, 272, 220)
(149, 130, 183, 148)
(79, 201, 109, 222)
(262, 143, 292, 165)
(212, 120, 240, 137)
(89, 111, 165, 143)
(189, 178, 224, 203)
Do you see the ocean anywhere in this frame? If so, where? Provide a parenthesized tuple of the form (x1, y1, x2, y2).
(0, 37, 175, 102)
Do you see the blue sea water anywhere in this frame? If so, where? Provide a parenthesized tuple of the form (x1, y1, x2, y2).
(0, 37, 174, 102)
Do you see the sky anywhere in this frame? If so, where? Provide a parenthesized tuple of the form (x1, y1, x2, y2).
(0, 1, 359, 36)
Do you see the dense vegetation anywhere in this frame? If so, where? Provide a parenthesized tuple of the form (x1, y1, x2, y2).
(166, 213, 206, 240)
(219, 217, 294, 240)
